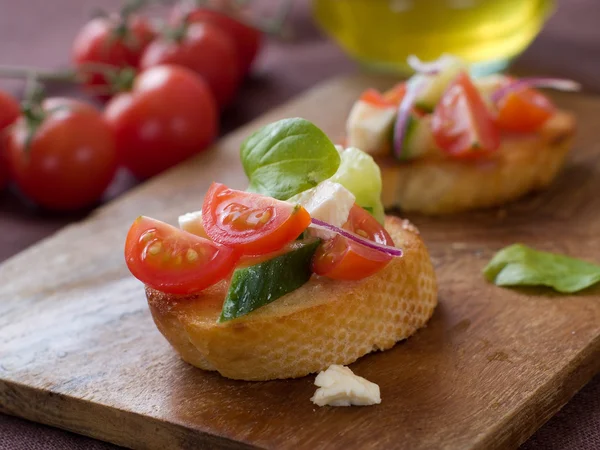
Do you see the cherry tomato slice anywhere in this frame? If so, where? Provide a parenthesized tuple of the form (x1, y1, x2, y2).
(495, 88, 555, 133)
(432, 72, 500, 159)
(359, 83, 406, 108)
(383, 82, 407, 105)
(202, 182, 311, 256)
(312, 205, 394, 281)
(125, 216, 239, 295)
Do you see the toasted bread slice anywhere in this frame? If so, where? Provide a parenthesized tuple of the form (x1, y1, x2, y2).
(379, 111, 576, 215)
(146, 216, 438, 381)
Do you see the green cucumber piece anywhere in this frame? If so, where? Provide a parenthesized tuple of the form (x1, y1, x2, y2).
(394, 113, 433, 161)
(219, 239, 321, 322)
(412, 59, 465, 112)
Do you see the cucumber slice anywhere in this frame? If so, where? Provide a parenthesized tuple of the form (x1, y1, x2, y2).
(413, 59, 466, 112)
(219, 239, 321, 322)
(394, 114, 434, 161)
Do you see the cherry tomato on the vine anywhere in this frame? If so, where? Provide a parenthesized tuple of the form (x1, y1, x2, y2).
(140, 22, 240, 108)
(5, 98, 117, 211)
(0, 91, 20, 191)
(72, 15, 155, 96)
(104, 65, 218, 179)
(171, 6, 263, 75)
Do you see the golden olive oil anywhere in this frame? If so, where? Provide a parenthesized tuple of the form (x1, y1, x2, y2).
(313, 0, 554, 75)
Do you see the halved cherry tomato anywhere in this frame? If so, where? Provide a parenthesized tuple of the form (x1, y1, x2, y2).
(125, 216, 239, 295)
(202, 182, 311, 255)
(312, 205, 394, 281)
(496, 88, 555, 133)
(178, 210, 300, 267)
(359, 83, 406, 108)
(432, 72, 500, 158)
(383, 82, 407, 105)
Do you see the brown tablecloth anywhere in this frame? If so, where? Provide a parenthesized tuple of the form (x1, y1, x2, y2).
(1, 1, 599, 448)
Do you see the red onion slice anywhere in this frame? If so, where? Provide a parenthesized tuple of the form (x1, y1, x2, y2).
(392, 80, 424, 159)
(407, 54, 458, 75)
(310, 218, 403, 257)
(491, 77, 581, 103)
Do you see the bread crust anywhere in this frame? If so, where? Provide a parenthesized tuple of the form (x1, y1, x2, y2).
(378, 111, 576, 215)
(146, 216, 438, 380)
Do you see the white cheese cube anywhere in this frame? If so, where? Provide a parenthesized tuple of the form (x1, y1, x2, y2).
(346, 100, 396, 156)
(178, 210, 208, 238)
(290, 181, 355, 240)
(311, 365, 381, 407)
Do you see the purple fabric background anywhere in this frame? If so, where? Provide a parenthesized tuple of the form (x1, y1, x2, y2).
(0, 0, 599, 448)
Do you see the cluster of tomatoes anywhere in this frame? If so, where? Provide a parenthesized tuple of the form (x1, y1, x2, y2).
(0, 1, 262, 211)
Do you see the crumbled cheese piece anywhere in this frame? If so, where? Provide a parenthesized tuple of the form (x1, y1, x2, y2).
(310, 365, 381, 407)
(346, 100, 396, 155)
(178, 210, 207, 238)
(291, 181, 355, 240)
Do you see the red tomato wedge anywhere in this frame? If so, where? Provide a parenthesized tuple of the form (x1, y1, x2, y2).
(383, 82, 407, 105)
(125, 216, 239, 295)
(359, 83, 406, 108)
(495, 88, 555, 133)
(432, 72, 500, 158)
(202, 183, 311, 255)
(312, 205, 394, 280)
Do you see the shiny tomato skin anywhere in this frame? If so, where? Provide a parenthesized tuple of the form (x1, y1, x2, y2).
(140, 22, 240, 108)
(0, 91, 20, 190)
(312, 235, 393, 280)
(202, 182, 311, 256)
(173, 6, 263, 75)
(432, 72, 500, 158)
(72, 15, 155, 95)
(125, 216, 239, 295)
(312, 205, 394, 281)
(496, 88, 555, 133)
(5, 98, 117, 211)
(104, 65, 218, 179)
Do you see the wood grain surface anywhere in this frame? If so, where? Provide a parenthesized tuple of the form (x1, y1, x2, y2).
(1, 74, 599, 450)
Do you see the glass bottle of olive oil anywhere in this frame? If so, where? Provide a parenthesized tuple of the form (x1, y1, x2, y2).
(313, 0, 555, 75)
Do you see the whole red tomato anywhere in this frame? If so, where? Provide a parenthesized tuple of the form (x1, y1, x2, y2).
(140, 22, 240, 108)
(72, 15, 155, 96)
(172, 6, 262, 75)
(5, 98, 118, 211)
(0, 91, 20, 190)
(104, 65, 218, 179)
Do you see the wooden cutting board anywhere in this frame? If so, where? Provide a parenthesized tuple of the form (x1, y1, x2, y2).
(1, 74, 599, 450)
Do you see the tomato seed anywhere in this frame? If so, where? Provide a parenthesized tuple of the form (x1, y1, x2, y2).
(148, 242, 162, 255)
(186, 249, 199, 262)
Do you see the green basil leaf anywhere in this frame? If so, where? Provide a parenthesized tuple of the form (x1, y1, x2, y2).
(483, 244, 600, 293)
(219, 239, 321, 322)
(240, 118, 340, 200)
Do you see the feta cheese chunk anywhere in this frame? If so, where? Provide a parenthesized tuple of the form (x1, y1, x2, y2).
(311, 365, 381, 407)
(346, 100, 396, 156)
(178, 210, 208, 238)
(289, 181, 355, 240)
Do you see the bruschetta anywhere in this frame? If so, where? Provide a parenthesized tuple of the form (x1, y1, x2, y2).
(346, 56, 579, 215)
(124, 118, 438, 380)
